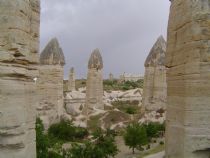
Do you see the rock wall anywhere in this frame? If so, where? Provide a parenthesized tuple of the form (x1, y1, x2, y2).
(142, 36, 167, 111)
(166, 0, 210, 157)
(0, 0, 40, 157)
(37, 65, 64, 129)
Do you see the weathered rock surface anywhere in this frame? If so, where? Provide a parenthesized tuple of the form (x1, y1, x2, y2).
(64, 90, 85, 116)
(37, 38, 65, 129)
(104, 88, 142, 103)
(84, 49, 104, 115)
(166, 1, 210, 157)
(68, 67, 76, 91)
(142, 36, 167, 111)
(101, 110, 130, 130)
(0, 0, 40, 157)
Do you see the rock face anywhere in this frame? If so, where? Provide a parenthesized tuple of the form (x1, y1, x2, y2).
(84, 48, 104, 115)
(68, 67, 76, 91)
(0, 0, 40, 157)
(37, 38, 65, 129)
(166, 1, 210, 158)
(64, 90, 86, 116)
(142, 36, 167, 111)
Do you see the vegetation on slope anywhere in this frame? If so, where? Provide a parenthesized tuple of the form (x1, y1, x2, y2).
(36, 118, 118, 158)
(103, 79, 144, 91)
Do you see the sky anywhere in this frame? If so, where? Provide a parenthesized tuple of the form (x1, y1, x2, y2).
(40, 0, 170, 79)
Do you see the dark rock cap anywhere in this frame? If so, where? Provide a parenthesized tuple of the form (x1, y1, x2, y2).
(88, 48, 103, 70)
(144, 35, 166, 67)
(40, 38, 65, 66)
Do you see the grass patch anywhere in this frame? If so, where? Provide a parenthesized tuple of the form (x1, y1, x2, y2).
(112, 100, 140, 114)
(138, 144, 165, 158)
(87, 114, 103, 132)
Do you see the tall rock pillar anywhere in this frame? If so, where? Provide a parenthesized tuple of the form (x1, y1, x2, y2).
(37, 38, 65, 129)
(142, 36, 167, 111)
(166, 0, 210, 157)
(68, 67, 76, 91)
(84, 48, 104, 115)
(0, 0, 40, 157)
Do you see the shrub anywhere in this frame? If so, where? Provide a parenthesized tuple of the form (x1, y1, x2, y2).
(48, 151, 63, 158)
(126, 107, 137, 114)
(36, 118, 49, 158)
(124, 122, 148, 154)
(159, 141, 164, 145)
(48, 120, 88, 142)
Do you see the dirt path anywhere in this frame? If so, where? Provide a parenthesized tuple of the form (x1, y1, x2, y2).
(143, 151, 165, 158)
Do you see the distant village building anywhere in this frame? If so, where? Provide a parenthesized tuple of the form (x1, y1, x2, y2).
(37, 38, 65, 129)
(120, 73, 144, 82)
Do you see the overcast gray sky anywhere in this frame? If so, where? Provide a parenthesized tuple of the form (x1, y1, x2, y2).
(40, 0, 170, 79)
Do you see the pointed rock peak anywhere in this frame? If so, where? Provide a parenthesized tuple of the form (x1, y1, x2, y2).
(70, 67, 75, 73)
(40, 38, 65, 66)
(144, 35, 166, 67)
(88, 48, 103, 70)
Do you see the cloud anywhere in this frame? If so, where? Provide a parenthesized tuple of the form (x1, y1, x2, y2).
(40, 0, 170, 79)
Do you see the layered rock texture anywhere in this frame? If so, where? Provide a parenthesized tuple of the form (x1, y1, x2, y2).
(68, 67, 76, 91)
(0, 0, 40, 157)
(142, 36, 167, 111)
(84, 49, 104, 115)
(166, 1, 210, 157)
(37, 38, 65, 129)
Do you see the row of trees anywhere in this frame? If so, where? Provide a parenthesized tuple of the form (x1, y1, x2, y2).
(36, 119, 118, 158)
(36, 118, 165, 158)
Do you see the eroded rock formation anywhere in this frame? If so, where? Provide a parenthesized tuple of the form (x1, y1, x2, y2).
(0, 0, 40, 157)
(84, 48, 104, 115)
(166, 1, 210, 157)
(37, 38, 65, 129)
(68, 67, 76, 91)
(142, 36, 167, 111)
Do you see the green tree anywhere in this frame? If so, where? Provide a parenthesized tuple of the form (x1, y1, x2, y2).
(36, 118, 49, 158)
(48, 120, 88, 142)
(144, 122, 165, 140)
(124, 122, 148, 154)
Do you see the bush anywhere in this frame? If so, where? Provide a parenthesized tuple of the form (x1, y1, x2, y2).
(48, 120, 88, 142)
(159, 141, 164, 145)
(146, 144, 151, 150)
(48, 151, 63, 158)
(124, 122, 148, 154)
(126, 107, 137, 114)
(36, 118, 49, 158)
(144, 122, 165, 140)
